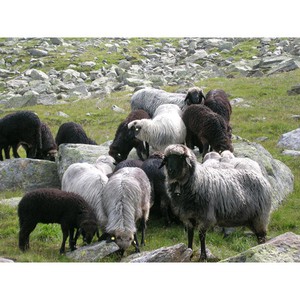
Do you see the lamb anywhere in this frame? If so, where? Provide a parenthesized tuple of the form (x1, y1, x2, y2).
(109, 109, 150, 163)
(18, 188, 99, 254)
(61, 155, 115, 223)
(0, 111, 42, 161)
(98, 167, 151, 254)
(161, 144, 272, 261)
(130, 87, 186, 117)
(55, 122, 97, 146)
(128, 104, 186, 152)
(182, 104, 233, 159)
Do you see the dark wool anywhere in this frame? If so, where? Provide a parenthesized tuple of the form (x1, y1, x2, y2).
(182, 104, 233, 158)
(18, 188, 99, 254)
(55, 122, 97, 146)
(0, 111, 42, 160)
(109, 109, 150, 163)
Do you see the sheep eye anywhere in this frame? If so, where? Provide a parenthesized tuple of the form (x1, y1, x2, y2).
(117, 153, 121, 157)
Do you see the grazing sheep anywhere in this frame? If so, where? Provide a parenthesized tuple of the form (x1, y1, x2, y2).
(55, 122, 97, 146)
(141, 152, 177, 225)
(94, 154, 116, 174)
(184, 87, 206, 106)
(16, 122, 57, 161)
(182, 104, 233, 159)
(18, 188, 99, 254)
(0, 111, 42, 161)
(98, 167, 151, 254)
(161, 144, 272, 260)
(109, 109, 150, 163)
(130, 88, 186, 117)
(113, 159, 143, 173)
(128, 104, 186, 152)
(61, 155, 115, 223)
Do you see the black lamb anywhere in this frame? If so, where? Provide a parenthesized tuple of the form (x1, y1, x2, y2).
(0, 111, 42, 161)
(109, 109, 150, 163)
(182, 104, 233, 159)
(18, 188, 99, 254)
(55, 122, 97, 146)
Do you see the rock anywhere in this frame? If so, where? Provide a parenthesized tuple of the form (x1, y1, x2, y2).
(121, 243, 193, 262)
(61, 69, 81, 82)
(27, 69, 49, 81)
(27, 49, 48, 57)
(277, 128, 300, 151)
(184, 49, 208, 63)
(80, 61, 96, 68)
(287, 84, 300, 95)
(282, 150, 300, 156)
(232, 140, 294, 210)
(0, 68, 18, 78)
(0, 197, 21, 207)
(56, 143, 111, 180)
(221, 232, 300, 262)
(0, 257, 14, 263)
(66, 241, 120, 262)
(267, 59, 300, 75)
(3, 93, 38, 108)
(6, 79, 28, 89)
(0, 159, 60, 192)
(49, 38, 64, 45)
(111, 105, 125, 113)
(56, 111, 69, 118)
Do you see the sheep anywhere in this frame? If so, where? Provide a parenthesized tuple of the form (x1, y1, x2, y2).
(128, 104, 186, 153)
(113, 159, 143, 174)
(55, 122, 97, 146)
(18, 188, 99, 254)
(184, 86, 206, 106)
(61, 155, 115, 223)
(98, 167, 151, 254)
(141, 152, 177, 226)
(109, 109, 150, 163)
(0, 111, 42, 161)
(130, 87, 186, 117)
(182, 104, 233, 159)
(15, 122, 57, 161)
(160, 144, 272, 261)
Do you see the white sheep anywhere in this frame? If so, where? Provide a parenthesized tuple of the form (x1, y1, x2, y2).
(61, 155, 116, 224)
(98, 167, 151, 254)
(127, 104, 186, 152)
(161, 144, 272, 261)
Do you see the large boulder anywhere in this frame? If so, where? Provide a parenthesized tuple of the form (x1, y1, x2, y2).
(0, 158, 60, 192)
(221, 232, 300, 262)
(277, 128, 300, 151)
(232, 139, 294, 210)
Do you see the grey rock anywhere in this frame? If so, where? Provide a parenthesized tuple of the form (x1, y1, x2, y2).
(28, 69, 49, 81)
(49, 38, 64, 45)
(3, 93, 38, 108)
(232, 140, 294, 210)
(282, 149, 300, 156)
(221, 232, 300, 262)
(66, 241, 120, 262)
(267, 59, 300, 75)
(121, 243, 193, 262)
(0, 197, 21, 207)
(6, 79, 28, 89)
(0, 68, 18, 78)
(184, 49, 208, 63)
(61, 69, 81, 82)
(277, 128, 300, 151)
(287, 84, 300, 95)
(56, 143, 110, 180)
(0, 257, 14, 263)
(0, 159, 60, 192)
(80, 61, 96, 68)
(27, 49, 48, 57)
(56, 111, 69, 118)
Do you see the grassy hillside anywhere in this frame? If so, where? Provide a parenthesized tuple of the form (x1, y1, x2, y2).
(0, 55, 299, 262)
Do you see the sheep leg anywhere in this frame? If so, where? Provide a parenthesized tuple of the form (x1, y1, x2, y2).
(69, 228, 76, 251)
(187, 227, 194, 249)
(140, 217, 146, 246)
(4, 146, 11, 159)
(199, 229, 207, 261)
(19, 222, 36, 251)
(12, 144, 20, 158)
(60, 225, 69, 254)
(133, 233, 140, 253)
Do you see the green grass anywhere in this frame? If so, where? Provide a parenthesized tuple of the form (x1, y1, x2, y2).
(0, 41, 300, 262)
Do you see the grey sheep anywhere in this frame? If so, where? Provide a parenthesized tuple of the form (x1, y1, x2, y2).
(0, 111, 42, 161)
(128, 104, 186, 153)
(161, 144, 272, 261)
(130, 87, 186, 117)
(109, 109, 150, 163)
(18, 188, 99, 254)
(182, 104, 233, 159)
(98, 167, 151, 254)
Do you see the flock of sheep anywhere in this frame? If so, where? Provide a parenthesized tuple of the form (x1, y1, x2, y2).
(0, 86, 273, 261)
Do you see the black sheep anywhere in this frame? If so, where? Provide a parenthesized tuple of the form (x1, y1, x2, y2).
(55, 122, 97, 147)
(18, 188, 99, 254)
(141, 152, 178, 225)
(113, 159, 143, 173)
(109, 109, 150, 163)
(182, 104, 233, 159)
(14, 122, 57, 161)
(0, 111, 42, 161)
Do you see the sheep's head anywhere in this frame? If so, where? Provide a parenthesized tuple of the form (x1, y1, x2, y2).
(127, 119, 147, 141)
(184, 87, 206, 106)
(79, 220, 98, 244)
(160, 144, 195, 183)
(95, 154, 116, 172)
(112, 230, 135, 251)
(203, 151, 221, 163)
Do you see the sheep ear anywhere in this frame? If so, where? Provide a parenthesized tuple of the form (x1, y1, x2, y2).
(185, 157, 192, 167)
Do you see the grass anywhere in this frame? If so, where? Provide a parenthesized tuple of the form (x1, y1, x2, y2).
(0, 39, 300, 263)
